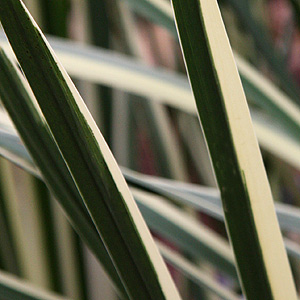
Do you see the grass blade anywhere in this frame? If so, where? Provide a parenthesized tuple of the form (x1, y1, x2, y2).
(131, 188, 237, 278)
(0, 270, 71, 300)
(252, 112, 300, 170)
(2, 32, 299, 146)
(0, 102, 237, 283)
(0, 1, 180, 299)
(86, 0, 113, 145)
(31, 178, 63, 293)
(0, 112, 239, 284)
(120, 0, 300, 102)
(0, 49, 127, 298)
(2, 108, 300, 275)
(224, 0, 300, 102)
(171, 0, 297, 298)
(236, 53, 300, 140)
(157, 241, 240, 300)
(2, 115, 300, 238)
(0, 161, 21, 276)
(120, 0, 176, 35)
(123, 167, 300, 234)
(38, 0, 70, 37)
(2, 112, 300, 241)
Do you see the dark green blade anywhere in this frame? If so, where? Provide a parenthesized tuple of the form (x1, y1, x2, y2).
(38, 0, 70, 37)
(0, 48, 128, 298)
(0, 1, 180, 299)
(171, 0, 297, 299)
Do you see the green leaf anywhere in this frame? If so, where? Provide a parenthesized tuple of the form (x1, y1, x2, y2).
(0, 98, 237, 284)
(2, 110, 300, 239)
(4, 33, 300, 170)
(171, 0, 297, 299)
(0, 160, 21, 276)
(0, 1, 180, 299)
(132, 187, 237, 278)
(31, 178, 64, 293)
(38, 0, 70, 37)
(2, 33, 299, 147)
(120, 0, 176, 35)
(118, 0, 300, 102)
(157, 241, 240, 300)
(123, 167, 300, 261)
(224, 0, 300, 102)
(236, 53, 300, 141)
(123, 167, 300, 234)
(0, 49, 127, 298)
(2, 112, 300, 277)
(252, 112, 300, 170)
(0, 270, 71, 300)
(2, 115, 300, 241)
(0, 103, 238, 283)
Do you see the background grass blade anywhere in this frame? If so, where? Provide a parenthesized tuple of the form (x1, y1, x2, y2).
(0, 1, 180, 299)
(131, 188, 237, 278)
(38, 0, 70, 38)
(2, 113, 300, 238)
(2, 33, 299, 172)
(0, 270, 71, 300)
(0, 105, 239, 286)
(157, 241, 240, 300)
(31, 178, 63, 293)
(171, 0, 297, 299)
(123, 167, 300, 234)
(224, 0, 300, 102)
(235, 53, 300, 140)
(0, 103, 238, 286)
(2, 32, 299, 146)
(0, 91, 238, 289)
(252, 112, 300, 170)
(3, 98, 300, 291)
(0, 162, 21, 276)
(120, 0, 176, 35)
(86, 0, 113, 145)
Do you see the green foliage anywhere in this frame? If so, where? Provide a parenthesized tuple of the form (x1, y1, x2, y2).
(0, 0, 299, 299)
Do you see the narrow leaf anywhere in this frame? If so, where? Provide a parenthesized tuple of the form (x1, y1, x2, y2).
(157, 241, 240, 300)
(2, 117, 300, 239)
(2, 34, 298, 170)
(1, 112, 300, 275)
(0, 102, 238, 283)
(0, 270, 70, 300)
(0, 49, 128, 298)
(171, 0, 297, 299)
(120, 0, 176, 35)
(1, 34, 299, 146)
(0, 2, 180, 299)
(131, 187, 237, 278)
